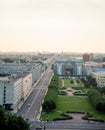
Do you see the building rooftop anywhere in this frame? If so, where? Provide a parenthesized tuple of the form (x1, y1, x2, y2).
(93, 70, 105, 76)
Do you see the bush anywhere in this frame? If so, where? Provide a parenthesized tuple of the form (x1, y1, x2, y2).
(60, 87, 66, 90)
(42, 100, 56, 111)
(76, 80, 80, 83)
(58, 91, 67, 95)
(66, 111, 84, 114)
(70, 80, 74, 83)
(53, 114, 73, 121)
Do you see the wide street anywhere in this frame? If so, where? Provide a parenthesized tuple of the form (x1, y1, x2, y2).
(31, 121, 105, 130)
(17, 64, 53, 121)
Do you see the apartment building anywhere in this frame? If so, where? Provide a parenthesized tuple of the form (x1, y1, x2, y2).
(92, 71, 105, 87)
(22, 73, 32, 101)
(0, 63, 41, 111)
(0, 77, 23, 110)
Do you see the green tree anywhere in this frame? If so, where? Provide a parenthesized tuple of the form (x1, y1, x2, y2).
(0, 106, 30, 130)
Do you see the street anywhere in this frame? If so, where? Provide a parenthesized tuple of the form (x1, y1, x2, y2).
(17, 64, 53, 121)
(31, 121, 105, 130)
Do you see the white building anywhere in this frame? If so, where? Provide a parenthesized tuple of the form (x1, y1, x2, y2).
(0, 63, 42, 111)
(92, 71, 105, 87)
(22, 73, 32, 101)
(76, 63, 83, 76)
(0, 77, 23, 110)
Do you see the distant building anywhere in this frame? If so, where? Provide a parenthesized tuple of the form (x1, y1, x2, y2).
(103, 57, 105, 62)
(92, 71, 105, 87)
(83, 53, 93, 62)
(0, 63, 41, 85)
(53, 60, 83, 77)
(83, 62, 105, 75)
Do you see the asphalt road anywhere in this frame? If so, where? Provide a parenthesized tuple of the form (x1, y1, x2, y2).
(17, 64, 53, 121)
(31, 121, 105, 130)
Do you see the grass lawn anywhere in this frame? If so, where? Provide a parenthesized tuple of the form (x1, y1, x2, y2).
(57, 96, 94, 112)
(41, 111, 62, 121)
(64, 79, 84, 88)
(59, 79, 62, 88)
(93, 112, 105, 121)
(40, 110, 69, 121)
(64, 79, 71, 87)
(41, 78, 105, 121)
(41, 96, 105, 121)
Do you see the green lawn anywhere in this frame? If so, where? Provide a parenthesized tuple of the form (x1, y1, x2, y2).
(41, 78, 105, 121)
(41, 96, 105, 121)
(93, 112, 105, 121)
(64, 79, 70, 87)
(57, 96, 94, 112)
(64, 79, 84, 88)
(59, 79, 62, 88)
(41, 110, 70, 121)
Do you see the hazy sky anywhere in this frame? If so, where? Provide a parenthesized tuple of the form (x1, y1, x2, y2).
(0, 0, 105, 53)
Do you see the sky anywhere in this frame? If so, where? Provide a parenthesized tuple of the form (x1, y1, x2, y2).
(0, 0, 105, 53)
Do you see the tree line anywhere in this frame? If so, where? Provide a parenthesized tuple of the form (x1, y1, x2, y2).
(88, 89, 105, 112)
(42, 75, 59, 111)
(0, 106, 30, 130)
(81, 75, 97, 88)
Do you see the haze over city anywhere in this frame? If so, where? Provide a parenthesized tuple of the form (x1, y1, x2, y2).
(0, 0, 105, 53)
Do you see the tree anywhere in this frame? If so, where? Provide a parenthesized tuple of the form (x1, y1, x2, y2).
(0, 106, 7, 129)
(86, 75, 97, 87)
(42, 75, 59, 111)
(0, 106, 30, 130)
(42, 100, 56, 111)
(88, 89, 105, 112)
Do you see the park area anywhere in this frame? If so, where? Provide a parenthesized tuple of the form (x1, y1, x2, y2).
(41, 77, 105, 122)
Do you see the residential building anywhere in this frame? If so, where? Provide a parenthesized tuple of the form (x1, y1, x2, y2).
(92, 71, 105, 87)
(0, 63, 42, 111)
(0, 77, 23, 110)
(83, 62, 105, 75)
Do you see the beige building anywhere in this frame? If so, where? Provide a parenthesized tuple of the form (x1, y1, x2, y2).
(22, 73, 32, 101)
(92, 71, 105, 87)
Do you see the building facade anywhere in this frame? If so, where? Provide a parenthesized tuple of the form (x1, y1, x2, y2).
(92, 71, 105, 87)
(53, 60, 83, 77)
(0, 77, 23, 110)
(0, 63, 42, 111)
(83, 53, 93, 62)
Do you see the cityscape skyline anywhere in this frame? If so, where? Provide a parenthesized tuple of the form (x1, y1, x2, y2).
(0, 0, 105, 53)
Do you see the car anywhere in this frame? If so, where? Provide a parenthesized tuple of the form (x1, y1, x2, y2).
(27, 104, 30, 107)
(26, 117, 29, 121)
